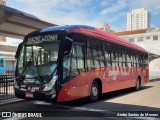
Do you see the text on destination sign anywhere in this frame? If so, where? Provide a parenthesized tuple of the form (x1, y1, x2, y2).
(28, 34, 58, 42)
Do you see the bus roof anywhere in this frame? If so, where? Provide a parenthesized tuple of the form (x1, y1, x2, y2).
(39, 25, 147, 52)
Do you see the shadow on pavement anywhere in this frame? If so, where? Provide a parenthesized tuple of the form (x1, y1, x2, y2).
(0, 85, 159, 117)
(61, 85, 153, 107)
(149, 78, 160, 83)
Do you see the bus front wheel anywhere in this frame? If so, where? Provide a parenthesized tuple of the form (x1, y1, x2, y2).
(89, 81, 99, 102)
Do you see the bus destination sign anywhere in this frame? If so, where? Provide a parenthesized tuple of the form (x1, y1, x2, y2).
(28, 34, 58, 42)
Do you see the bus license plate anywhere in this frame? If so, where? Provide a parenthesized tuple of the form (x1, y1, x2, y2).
(25, 93, 33, 98)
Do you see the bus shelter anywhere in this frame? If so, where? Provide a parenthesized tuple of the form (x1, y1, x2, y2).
(0, 5, 56, 39)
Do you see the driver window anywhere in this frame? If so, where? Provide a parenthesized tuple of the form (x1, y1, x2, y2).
(62, 43, 85, 83)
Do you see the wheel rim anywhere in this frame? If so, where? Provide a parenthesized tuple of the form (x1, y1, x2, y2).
(92, 86, 98, 97)
(136, 80, 140, 89)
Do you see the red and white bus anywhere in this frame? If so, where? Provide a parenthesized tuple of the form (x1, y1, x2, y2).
(14, 25, 149, 102)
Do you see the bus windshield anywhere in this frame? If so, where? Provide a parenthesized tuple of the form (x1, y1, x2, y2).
(17, 41, 60, 78)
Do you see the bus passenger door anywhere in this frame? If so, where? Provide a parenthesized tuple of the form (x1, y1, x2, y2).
(69, 43, 88, 100)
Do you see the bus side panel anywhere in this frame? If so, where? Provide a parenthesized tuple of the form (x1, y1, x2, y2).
(145, 66, 149, 83)
(86, 68, 102, 96)
(125, 67, 137, 88)
(57, 73, 89, 102)
(102, 67, 129, 93)
(102, 67, 118, 93)
(57, 81, 72, 102)
(141, 67, 149, 85)
(117, 67, 131, 90)
(69, 73, 88, 101)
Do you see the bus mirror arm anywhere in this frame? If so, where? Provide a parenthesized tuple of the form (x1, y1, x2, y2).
(64, 37, 73, 55)
(15, 43, 22, 58)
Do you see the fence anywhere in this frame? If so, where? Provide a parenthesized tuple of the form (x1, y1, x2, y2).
(0, 75, 15, 101)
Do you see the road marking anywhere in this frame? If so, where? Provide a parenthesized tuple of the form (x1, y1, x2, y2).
(72, 107, 106, 112)
(33, 101, 113, 114)
(33, 101, 52, 106)
(33, 101, 107, 112)
(33, 101, 71, 109)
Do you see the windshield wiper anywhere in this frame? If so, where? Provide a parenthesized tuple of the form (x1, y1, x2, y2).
(21, 58, 32, 77)
(35, 50, 42, 83)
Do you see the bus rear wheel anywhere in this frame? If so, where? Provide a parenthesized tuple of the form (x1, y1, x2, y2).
(135, 78, 141, 90)
(89, 81, 99, 102)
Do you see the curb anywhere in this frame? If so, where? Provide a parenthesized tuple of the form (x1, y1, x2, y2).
(0, 98, 25, 106)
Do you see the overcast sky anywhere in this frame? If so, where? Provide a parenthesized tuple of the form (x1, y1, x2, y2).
(6, 0, 160, 44)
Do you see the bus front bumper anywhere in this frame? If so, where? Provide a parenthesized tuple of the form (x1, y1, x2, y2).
(14, 88, 57, 102)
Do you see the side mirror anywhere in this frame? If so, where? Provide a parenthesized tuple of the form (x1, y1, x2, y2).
(64, 37, 73, 55)
(15, 43, 22, 58)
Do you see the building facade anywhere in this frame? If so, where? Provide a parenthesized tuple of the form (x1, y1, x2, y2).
(127, 8, 150, 31)
(100, 23, 114, 33)
(0, 0, 6, 42)
(114, 28, 160, 79)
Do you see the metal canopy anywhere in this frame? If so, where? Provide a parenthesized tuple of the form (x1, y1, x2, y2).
(149, 52, 160, 62)
(0, 5, 56, 39)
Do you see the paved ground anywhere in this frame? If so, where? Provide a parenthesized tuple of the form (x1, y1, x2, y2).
(0, 79, 160, 120)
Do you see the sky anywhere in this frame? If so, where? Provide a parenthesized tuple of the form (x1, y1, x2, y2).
(5, 0, 160, 44)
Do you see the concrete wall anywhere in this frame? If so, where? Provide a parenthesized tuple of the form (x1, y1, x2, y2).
(118, 29, 160, 79)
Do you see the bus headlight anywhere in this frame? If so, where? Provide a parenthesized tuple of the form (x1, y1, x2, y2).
(43, 75, 58, 92)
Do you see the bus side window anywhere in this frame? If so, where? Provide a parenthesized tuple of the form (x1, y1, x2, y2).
(87, 47, 94, 71)
(144, 53, 149, 67)
(115, 48, 119, 67)
(97, 45, 105, 68)
(92, 47, 100, 69)
(63, 53, 71, 83)
(76, 44, 85, 74)
(111, 49, 115, 67)
(105, 43, 112, 66)
(122, 49, 126, 67)
(139, 53, 142, 67)
(126, 50, 131, 67)
(142, 53, 147, 67)
(133, 53, 137, 67)
(137, 53, 140, 67)
(63, 43, 85, 82)
(135, 53, 139, 67)
(111, 46, 118, 67)
(131, 53, 135, 67)
(118, 49, 123, 67)
(70, 44, 85, 76)
(71, 45, 79, 77)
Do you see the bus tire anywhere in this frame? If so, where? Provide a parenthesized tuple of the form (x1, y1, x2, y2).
(89, 81, 99, 102)
(135, 78, 141, 90)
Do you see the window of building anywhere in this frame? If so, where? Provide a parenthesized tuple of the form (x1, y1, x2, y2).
(129, 38, 134, 42)
(138, 37, 143, 42)
(153, 35, 158, 40)
(146, 36, 150, 40)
